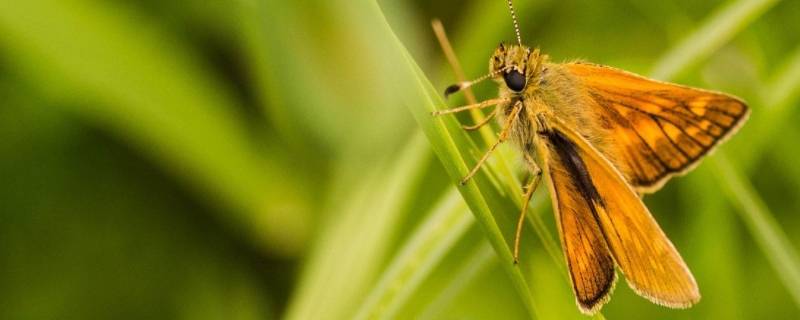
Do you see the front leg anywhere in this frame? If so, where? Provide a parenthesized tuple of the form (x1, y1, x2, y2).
(462, 105, 499, 131)
(431, 97, 509, 116)
(459, 101, 523, 185)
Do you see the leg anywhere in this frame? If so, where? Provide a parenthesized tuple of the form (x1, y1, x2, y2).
(462, 105, 498, 131)
(514, 161, 543, 264)
(431, 97, 508, 116)
(460, 101, 522, 185)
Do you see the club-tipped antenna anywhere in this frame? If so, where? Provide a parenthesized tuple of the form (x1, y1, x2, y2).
(507, 0, 522, 46)
(444, 66, 512, 98)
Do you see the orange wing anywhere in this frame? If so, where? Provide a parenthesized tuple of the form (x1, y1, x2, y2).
(538, 119, 700, 313)
(566, 62, 749, 193)
(541, 125, 617, 314)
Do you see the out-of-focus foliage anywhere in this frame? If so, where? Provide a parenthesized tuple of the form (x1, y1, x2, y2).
(0, 0, 799, 319)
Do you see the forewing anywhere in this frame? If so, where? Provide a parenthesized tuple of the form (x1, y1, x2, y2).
(566, 62, 749, 193)
(541, 119, 700, 308)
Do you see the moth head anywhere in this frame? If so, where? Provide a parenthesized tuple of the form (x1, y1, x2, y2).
(490, 43, 538, 93)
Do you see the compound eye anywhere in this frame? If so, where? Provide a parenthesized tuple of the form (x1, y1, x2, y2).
(503, 70, 526, 92)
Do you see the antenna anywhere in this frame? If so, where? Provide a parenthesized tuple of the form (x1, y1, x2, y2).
(507, 0, 522, 46)
(443, 66, 513, 98)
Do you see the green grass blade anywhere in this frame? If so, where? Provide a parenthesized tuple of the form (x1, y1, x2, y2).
(739, 47, 800, 169)
(711, 156, 800, 306)
(398, 50, 539, 317)
(682, 169, 745, 319)
(650, 0, 780, 80)
(353, 189, 473, 320)
(452, 0, 566, 273)
(765, 47, 800, 108)
(375, 1, 604, 317)
(416, 241, 497, 320)
(285, 133, 431, 320)
(355, 182, 554, 319)
(385, 16, 598, 320)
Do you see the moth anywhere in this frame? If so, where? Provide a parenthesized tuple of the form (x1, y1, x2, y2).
(431, 1, 749, 314)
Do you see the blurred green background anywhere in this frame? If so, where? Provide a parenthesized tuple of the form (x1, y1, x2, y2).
(1, 0, 799, 319)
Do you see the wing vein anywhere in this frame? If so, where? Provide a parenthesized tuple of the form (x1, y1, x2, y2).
(652, 116, 692, 161)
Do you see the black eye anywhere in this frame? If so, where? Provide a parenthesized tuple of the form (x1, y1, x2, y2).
(503, 70, 526, 92)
